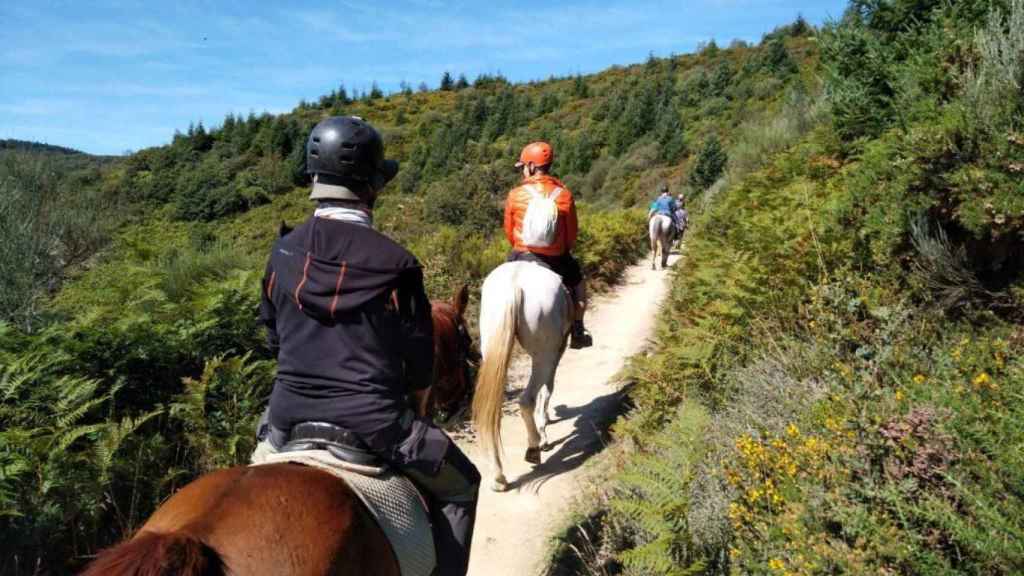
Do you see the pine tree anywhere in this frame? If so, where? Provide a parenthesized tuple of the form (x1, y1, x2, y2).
(455, 74, 469, 91)
(369, 81, 383, 100)
(440, 71, 454, 91)
(656, 105, 686, 162)
(336, 84, 350, 104)
(191, 122, 212, 152)
(688, 134, 727, 190)
(762, 35, 796, 75)
(572, 74, 590, 99)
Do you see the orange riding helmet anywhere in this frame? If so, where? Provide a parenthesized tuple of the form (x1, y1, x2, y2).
(515, 141, 553, 169)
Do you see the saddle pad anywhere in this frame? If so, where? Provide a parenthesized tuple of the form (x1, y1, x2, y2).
(253, 449, 436, 576)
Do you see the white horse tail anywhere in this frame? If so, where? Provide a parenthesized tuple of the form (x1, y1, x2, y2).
(472, 283, 522, 469)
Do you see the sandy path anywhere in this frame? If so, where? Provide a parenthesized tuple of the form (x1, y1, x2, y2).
(461, 252, 680, 576)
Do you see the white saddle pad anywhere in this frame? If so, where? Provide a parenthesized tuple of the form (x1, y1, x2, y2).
(252, 448, 436, 576)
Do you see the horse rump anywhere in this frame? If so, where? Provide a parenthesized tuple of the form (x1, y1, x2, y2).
(81, 530, 224, 576)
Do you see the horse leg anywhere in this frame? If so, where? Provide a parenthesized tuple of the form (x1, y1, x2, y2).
(536, 380, 556, 451)
(491, 448, 509, 491)
(519, 361, 545, 465)
(533, 355, 561, 451)
(662, 235, 671, 268)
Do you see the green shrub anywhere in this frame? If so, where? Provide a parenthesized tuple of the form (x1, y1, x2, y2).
(171, 353, 275, 473)
(608, 402, 709, 576)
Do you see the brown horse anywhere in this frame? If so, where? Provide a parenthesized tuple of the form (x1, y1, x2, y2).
(81, 285, 477, 576)
(429, 284, 479, 416)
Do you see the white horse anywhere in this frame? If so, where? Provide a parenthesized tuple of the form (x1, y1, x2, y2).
(472, 261, 573, 492)
(649, 214, 674, 270)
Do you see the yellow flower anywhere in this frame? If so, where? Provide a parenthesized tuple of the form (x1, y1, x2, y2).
(972, 372, 991, 389)
(769, 558, 786, 571)
(913, 373, 926, 384)
(786, 423, 800, 438)
(895, 389, 905, 401)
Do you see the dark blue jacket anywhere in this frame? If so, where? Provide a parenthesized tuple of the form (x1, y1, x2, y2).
(260, 216, 434, 436)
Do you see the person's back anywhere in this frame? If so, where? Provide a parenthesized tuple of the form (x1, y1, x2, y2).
(265, 218, 430, 436)
(654, 194, 676, 216)
(504, 141, 592, 349)
(254, 116, 480, 576)
(505, 174, 576, 257)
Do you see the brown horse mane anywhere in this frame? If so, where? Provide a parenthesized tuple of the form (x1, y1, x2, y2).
(81, 530, 224, 576)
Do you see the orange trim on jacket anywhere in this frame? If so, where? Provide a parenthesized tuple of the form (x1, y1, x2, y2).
(503, 174, 578, 256)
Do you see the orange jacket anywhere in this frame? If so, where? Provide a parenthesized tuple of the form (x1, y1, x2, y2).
(503, 174, 578, 256)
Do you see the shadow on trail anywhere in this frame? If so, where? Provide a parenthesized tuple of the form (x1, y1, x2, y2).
(507, 388, 631, 494)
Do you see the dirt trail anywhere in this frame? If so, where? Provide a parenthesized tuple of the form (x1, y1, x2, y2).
(461, 253, 680, 576)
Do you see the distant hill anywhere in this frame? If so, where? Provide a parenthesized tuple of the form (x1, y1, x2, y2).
(0, 138, 86, 155)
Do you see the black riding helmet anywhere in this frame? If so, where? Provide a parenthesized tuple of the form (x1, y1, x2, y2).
(307, 116, 399, 204)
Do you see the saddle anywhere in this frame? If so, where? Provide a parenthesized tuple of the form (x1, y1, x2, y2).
(254, 421, 436, 576)
(276, 421, 383, 468)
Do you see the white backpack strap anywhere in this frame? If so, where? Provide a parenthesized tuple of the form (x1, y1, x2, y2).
(546, 187, 563, 201)
(522, 183, 542, 199)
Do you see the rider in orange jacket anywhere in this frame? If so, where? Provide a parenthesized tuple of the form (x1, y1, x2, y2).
(503, 141, 592, 349)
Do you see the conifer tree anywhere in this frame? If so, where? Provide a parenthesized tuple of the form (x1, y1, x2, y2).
(688, 134, 727, 190)
(655, 105, 686, 162)
(573, 74, 590, 99)
(336, 84, 350, 104)
(440, 71, 454, 91)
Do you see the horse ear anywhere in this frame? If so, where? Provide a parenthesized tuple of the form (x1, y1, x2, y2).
(453, 284, 469, 316)
(278, 220, 292, 238)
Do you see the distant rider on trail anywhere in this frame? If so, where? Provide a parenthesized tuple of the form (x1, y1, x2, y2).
(648, 183, 680, 234)
(503, 141, 593, 349)
(253, 116, 480, 576)
(673, 193, 688, 244)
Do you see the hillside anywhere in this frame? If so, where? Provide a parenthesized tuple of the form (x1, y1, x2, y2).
(0, 23, 816, 574)
(552, 1, 1024, 574)
(0, 139, 88, 155)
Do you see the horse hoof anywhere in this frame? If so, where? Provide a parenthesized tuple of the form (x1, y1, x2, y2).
(525, 447, 542, 464)
(491, 478, 509, 492)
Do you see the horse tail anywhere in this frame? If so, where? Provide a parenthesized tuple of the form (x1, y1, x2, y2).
(472, 281, 521, 469)
(81, 531, 225, 576)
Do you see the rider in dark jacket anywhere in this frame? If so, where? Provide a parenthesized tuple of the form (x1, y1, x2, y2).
(256, 116, 480, 576)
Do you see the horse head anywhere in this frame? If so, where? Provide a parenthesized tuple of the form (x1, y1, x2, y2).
(429, 284, 478, 418)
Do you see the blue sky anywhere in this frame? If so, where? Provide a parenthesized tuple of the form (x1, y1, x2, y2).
(0, 1, 848, 155)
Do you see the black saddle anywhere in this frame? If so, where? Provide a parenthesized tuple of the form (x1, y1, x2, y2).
(273, 421, 383, 468)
